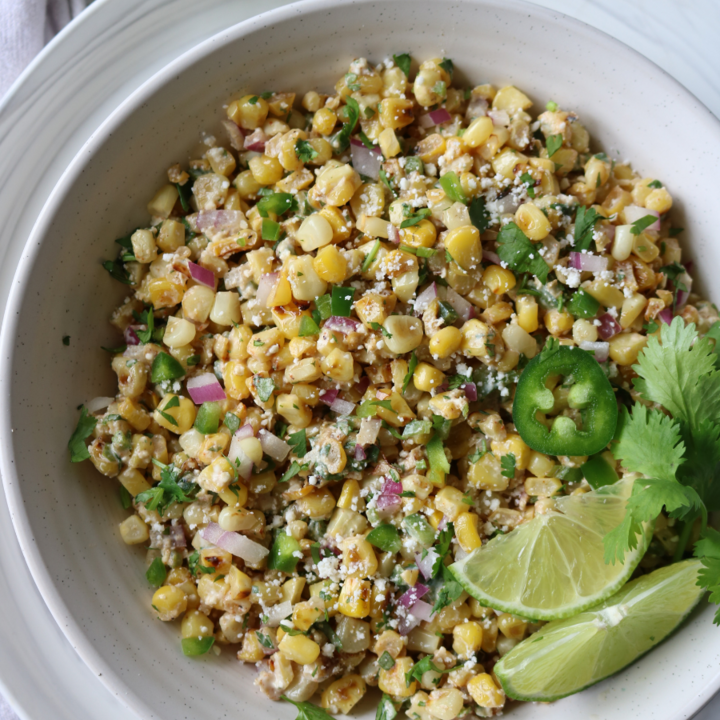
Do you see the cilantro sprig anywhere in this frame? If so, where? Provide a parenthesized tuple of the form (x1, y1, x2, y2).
(496, 222, 548, 282)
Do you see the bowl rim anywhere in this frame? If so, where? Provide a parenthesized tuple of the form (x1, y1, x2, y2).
(3, 0, 720, 717)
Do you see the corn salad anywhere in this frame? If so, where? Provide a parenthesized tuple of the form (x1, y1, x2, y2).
(71, 53, 717, 717)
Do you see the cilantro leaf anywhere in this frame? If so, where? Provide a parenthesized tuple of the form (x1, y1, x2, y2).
(432, 522, 454, 576)
(469, 196, 490, 233)
(102, 258, 133, 285)
(546, 134, 563, 157)
(295, 139, 318, 163)
(331, 96, 360, 153)
(281, 696, 335, 720)
(431, 565, 464, 615)
(146, 557, 167, 587)
(630, 215, 659, 236)
(402, 351, 418, 394)
(68, 406, 97, 462)
(500, 452, 516, 479)
(376, 695, 399, 720)
(136, 460, 197, 516)
(573, 205, 602, 251)
(393, 53, 411, 77)
(438, 57, 454, 76)
(287, 429, 307, 458)
(134, 307, 155, 344)
(405, 654, 457, 687)
(496, 222, 548, 282)
(253, 375, 276, 402)
(695, 527, 720, 624)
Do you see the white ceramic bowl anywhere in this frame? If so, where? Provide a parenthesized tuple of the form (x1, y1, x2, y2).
(3, 0, 720, 718)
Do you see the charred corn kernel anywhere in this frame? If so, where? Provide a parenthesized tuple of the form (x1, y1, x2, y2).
(338, 577, 371, 618)
(416, 133, 446, 163)
(153, 395, 195, 434)
(223, 360, 252, 401)
(515, 294, 539, 332)
(197, 456, 236, 493)
(280, 576, 306, 604)
(572, 318, 598, 344)
(182, 285, 215, 323)
(620, 293, 648, 329)
(297, 213, 334, 252)
(435, 487, 467, 521)
(645, 187, 672, 214)
(379, 97, 415, 129)
(119, 514, 148, 545)
(498, 613, 528, 640)
(151, 585, 187, 621)
(210, 291, 241, 326)
(279, 633, 320, 664)
(467, 673, 505, 709)
(315, 163, 362, 206)
(276, 393, 312, 427)
(249, 154, 284, 185)
(117, 397, 151, 431)
(296, 487, 336, 519)
(468, 453, 508, 491)
(483, 265, 516, 294)
(491, 433, 530, 471)
(321, 348, 354, 383)
(544, 308, 574, 336)
(373, 630, 406, 659)
(378, 127, 401, 157)
(445, 225, 482, 270)
(427, 688, 464, 720)
(515, 203, 551, 241)
(455, 512, 482, 553)
(452, 621, 484, 660)
(147, 277, 184, 309)
(319, 205, 352, 242)
(321, 675, 367, 715)
(341, 536, 378, 579)
(524, 476, 562, 497)
(379, 656, 416, 697)
(163, 316, 195, 348)
(227, 94, 268, 130)
(582, 278, 625, 309)
(238, 631, 265, 662)
(118, 468, 151, 497)
(312, 107, 337, 135)
(609, 332, 647, 366)
(401, 219, 437, 248)
(313, 244, 347, 282)
(413, 362, 445, 392)
(491, 147, 527, 179)
(429, 326, 462, 359)
(285, 357, 323, 384)
(338, 478, 361, 510)
(293, 600, 325, 631)
(463, 116, 494, 148)
(131, 229, 157, 264)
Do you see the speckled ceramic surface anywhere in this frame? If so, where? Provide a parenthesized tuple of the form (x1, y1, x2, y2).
(3, 1, 720, 719)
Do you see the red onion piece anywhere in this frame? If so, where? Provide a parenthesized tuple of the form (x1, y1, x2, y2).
(264, 601, 293, 627)
(418, 114, 435, 129)
(493, 194, 520, 214)
(188, 260, 216, 288)
(414, 282, 438, 315)
(244, 128, 267, 152)
(569, 252, 608, 273)
(428, 107, 452, 125)
(438, 517, 447, 532)
(355, 376, 370, 396)
(257, 272, 279, 309)
(196, 209, 246, 234)
(330, 398, 356, 416)
(86, 396, 115, 414)
(445, 287, 476, 322)
(222, 119, 245, 151)
(597, 313, 622, 341)
(466, 96, 488, 119)
(169, 524, 187, 549)
(408, 599, 434, 622)
(375, 493, 402, 513)
(350, 137, 382, 180)
(320, 388, 340, 406)
(399, 582, 430, 608)
(482, 250, 502, 265)
(200, 522, 269, 563)
(258, 429, 291, 462)
(658, 308, 674, 325)
(235, 424, 255, 440)
(415, 549, 439, 580)
(124, 325, 141, 346)
(388, 224, 401, 244)
(398, 613, 421, 636)
(325, 316, 361, 334)
(357, 417, 382, 446)
(675, 272, 693, 309)
(186, 373, 227, 404)
(227, 442, 253, 480)
(382, 478, 402, 495)
(463, 382, 478, 402)
(623, 205, 660, 231)
(579, 341, 610, 363)
(354, 444, 367, 461)
(488, 109, 510, 126)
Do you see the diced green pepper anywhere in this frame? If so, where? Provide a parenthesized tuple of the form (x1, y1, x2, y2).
(194, 402, 221, 434)
(567, 288, 600, 319)
(581, 454, 619, 489)
(268, 532, 302, 572)
(150, 352, 185, 383)
(367, 524, 402, 553)
(403, 513, 436, 547)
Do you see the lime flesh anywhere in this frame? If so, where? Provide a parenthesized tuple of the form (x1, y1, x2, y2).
(450, 478, 651, 620)
(494, 559, 704, 702)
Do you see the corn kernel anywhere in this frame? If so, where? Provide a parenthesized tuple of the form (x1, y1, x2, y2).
(497, 613, 528, 640)
(379, 656, 416, 697)
(468, 453, 508, 491)
(445, 225, 482, 270)
(467, 673, 505, 709)
(413, 362, 445, 392)
(429, 327, 463, 359)
(515, 203, 551, 241)
(608, 332, 647, 366)
(338, 578, 372, 618)
(483, 265, 516, 295)
(321, 675, 367, 715)
(544, 308, 574, 336)
(452, 621, 484, 660)
(455, 512, 482, 553)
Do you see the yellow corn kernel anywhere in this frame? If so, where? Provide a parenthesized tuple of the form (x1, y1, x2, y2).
(314, 163, 362, 207)
(321, 675, 367, 715)
(119, 514, 148, 545)
(223, 360, 251, 401)
(460, 319, 493, 359)
(341, 536, 378, 579)
(227, 95, 268, 130)
(338, 578, 372, 618)
(582, 278, 625, 309)
(278, 633, 320, 664)
(237, 631, 266, 662)
(497, 613, 528, 640)
(131, 229, 157, 264)
(467, 673, 505, 709)
(468, 453, 508, 491)
(147, 184, 178, 218)
(572, 318, 598, 344)
(502, 323, 538, 359)
(483, 265, 516, 294)
(373, 630, 405, 659)
(197, 456, 236, 493)
(313, 245, 348, 283)
(526, 450, 554, 478)
(524, 476, 562, 497)
(151, 584, 188, 621)
(452, 621, 484, 660)
(429, 326, 462, 359)
(296, 487, 336, 519)
(379, 97, 415, 130)
(427, 688, 464, 720)
(249, 154, 284, 186)
(413, 362, 445, 392)
(117, 397, 151, 431)
(312, 107, 337, 135)
(292, 599, 325, 631)
(490, 433, 530, 471)
(491, 147, 527, 179)
(297, 213, 334, 252)
(620, 293, 648, 329)
(645, 187, 672, 214)
(455, 512, 482, 553)
(319, 205, 352, 242)
(153, 394, 196, 434)
(378, 127, 401, 157)
(445, 225, 482, 270)
(435, 487, 467, 521)
(180, 609, 214, 640)
(515, 203, 551, 241)
(416, 133, 446, 163)
(401, 219, 437, 248)
(147, 277, 184, 309)
(321, 348, 354, 383)
(285, 357, 323, 385)
(337, 478, 361, 510)
(544, 308, 574, 336)
(276, 393, 312, 427)
(608, 332, 647, 366)
(492, 85, 532, 113)
(280, 576, 306, 604)
(463, 116, 494, 148)
(515, 294, 538, 332)
(118, 468, 151, 497)
(310, 580, 339, 617)
(379, 656, 416, 697)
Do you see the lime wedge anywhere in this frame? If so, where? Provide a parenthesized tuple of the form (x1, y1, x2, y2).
(494, 559, 704, 701)
(450, 478, 651, 620)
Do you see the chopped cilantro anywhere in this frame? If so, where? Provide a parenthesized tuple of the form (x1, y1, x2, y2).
(546, 133, 563, 157)
(496, 222, 548, 282)
(393, 53, 411, 77)
(68, 407, 97, 462)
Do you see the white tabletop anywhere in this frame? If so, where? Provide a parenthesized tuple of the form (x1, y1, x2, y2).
(1, 0, 719, 718)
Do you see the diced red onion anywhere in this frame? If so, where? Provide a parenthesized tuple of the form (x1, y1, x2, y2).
(488, 109, 510, 126)
(124, 326, 141, 346)
(493, 194, 520, 214)
(264, 600, 293, 627)
(597, 313, 622, 341)
(418, 114, 435, 129)
(463, 382, 478, 402)
(415, 549, 439, 580)
(428, 108, 452, 125)
(623, 204, 660, 231)
(235, 424, 255, 440)
(355, 376, 370, 396)
(399, 582, 429, 608)
(675, 273, 693, 309)
(382, 478, 402, 495)
(601, 224, 616, 242)
(569, 252, 608, 273)
(398, 613, 422, 636)
(186, 372, 227, 404)
(445, 287, 476, 322)
(354, 444, 367, 461)
(320, 388, 340, 406)
(258, 429, 291, 462)
(188, 260, 216, 288)
(357, 417, 382, 446)
(257, 272, 279, 309)
(414, 282, 438, 315)
(579, 341, 610, 363)
(659, 308, 674, 325)
(196, 209, 246, 234)
(200, 522, 269, 563)
(408, 599, 434, 622)
(483, 250, 502, 265)
(684, 260, 694, 273)
(222, 119, 245, 151)
(331, 398, 356, 416)
(169, 524, 187, 549)
(375, 493, 402, 513)
(325, 316, 361, 334)
(86, 396, 115, 414)
(438, 517, 447, 532)
(244, 128, 267, 152)
(350, 137, 383, 180)
(466, 96, 488, 119)
(388, 224, 401, 244)
(227, 441, 253, 480)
